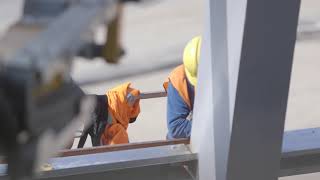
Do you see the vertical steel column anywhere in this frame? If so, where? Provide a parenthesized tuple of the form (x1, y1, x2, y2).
(227, 0, 247, 128)
(209, 0, 230, 179)
(226, 0, 301, 180)
(190, 0, 229, 180)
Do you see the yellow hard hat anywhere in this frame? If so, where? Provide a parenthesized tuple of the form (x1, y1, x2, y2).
(183, 36, 201, 86)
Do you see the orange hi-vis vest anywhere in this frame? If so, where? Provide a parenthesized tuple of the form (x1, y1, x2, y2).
(163, 65, 192, 109)
(101, 83, 140, 145)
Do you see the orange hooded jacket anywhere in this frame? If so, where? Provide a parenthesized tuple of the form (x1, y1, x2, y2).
(100, 83, 140, 145)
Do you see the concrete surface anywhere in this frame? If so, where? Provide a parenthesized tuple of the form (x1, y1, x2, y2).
(2, 0, 320, 179)
(286, 0, 320, 132)
(72, 0, 204, 86)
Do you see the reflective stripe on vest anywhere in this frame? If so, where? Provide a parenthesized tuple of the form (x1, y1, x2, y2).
(163, 65, 191, 109)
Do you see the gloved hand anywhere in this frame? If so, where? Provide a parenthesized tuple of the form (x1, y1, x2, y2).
(186, 111, 193, 121)
(126, 92, 139, 123)
(126, 92, 139, 107)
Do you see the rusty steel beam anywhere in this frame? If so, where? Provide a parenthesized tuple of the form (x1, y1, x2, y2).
(60, 138, 190, 157)
(0, 139, 190, 164)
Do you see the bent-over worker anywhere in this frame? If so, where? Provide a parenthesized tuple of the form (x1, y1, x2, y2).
(78, 82, 141, 147)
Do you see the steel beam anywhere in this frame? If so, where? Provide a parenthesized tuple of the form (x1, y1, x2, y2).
(0, 144, 197, 180)
(280, 128, 320, 177)
(190, 0, 230, 179)
(60, 138, 189, 157)
(226, 0, 301, 179)
(139, 91, 167, 100)
(2, 128, 320, 179)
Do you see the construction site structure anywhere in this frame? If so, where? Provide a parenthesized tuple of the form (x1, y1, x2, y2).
(1, 0, 320, 180)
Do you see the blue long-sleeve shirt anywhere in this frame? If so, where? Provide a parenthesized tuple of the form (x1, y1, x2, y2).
(166, 81, 194, 139)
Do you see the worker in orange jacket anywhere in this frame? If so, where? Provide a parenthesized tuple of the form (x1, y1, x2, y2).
(101, 82, 140, 145)
(78, 83, 140, 147)
(164, 36, 201, 139)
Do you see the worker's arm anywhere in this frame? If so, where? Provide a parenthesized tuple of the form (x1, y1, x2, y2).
(166, 82, 192, 139)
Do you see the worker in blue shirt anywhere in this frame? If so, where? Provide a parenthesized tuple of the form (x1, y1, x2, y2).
(163, 36, 201, 139)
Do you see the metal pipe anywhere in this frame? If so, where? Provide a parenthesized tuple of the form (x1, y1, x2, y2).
(139, 91, 167, 99)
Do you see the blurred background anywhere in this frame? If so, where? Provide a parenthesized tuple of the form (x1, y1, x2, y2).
(1, 0, 320, 179)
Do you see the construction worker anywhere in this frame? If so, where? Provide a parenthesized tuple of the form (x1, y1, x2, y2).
(164, 36, 201, 139)
(100, 82, 140, 145)
(77, 83, 141, 148)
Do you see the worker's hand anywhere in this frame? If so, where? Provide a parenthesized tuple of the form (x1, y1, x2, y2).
(186, 111, 193, 121)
